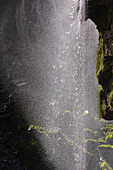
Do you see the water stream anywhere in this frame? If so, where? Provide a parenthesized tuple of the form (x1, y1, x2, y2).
(0, 0, 113, 169)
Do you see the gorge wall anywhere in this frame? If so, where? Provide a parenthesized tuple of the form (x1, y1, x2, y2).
(86, 0, 113, 119)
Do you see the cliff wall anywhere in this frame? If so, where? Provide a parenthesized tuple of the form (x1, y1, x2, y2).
(86, 0, 113, 119)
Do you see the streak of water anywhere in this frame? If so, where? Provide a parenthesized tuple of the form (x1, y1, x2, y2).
(0, 0, 103, 169)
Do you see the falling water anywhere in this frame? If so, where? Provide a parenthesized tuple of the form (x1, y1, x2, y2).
(1, 0, 111, 170)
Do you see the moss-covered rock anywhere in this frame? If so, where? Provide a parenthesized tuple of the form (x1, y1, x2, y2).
(87, 0, 113, 119)
(96, 32, 104, 82)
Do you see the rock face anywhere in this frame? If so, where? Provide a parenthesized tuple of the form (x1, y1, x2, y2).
(86, 0, 113, 119)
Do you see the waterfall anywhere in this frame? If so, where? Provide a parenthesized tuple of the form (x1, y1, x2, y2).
(0, 0, 102, 169)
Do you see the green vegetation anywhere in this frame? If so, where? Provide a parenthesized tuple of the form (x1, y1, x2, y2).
(102, 100, 107, 116)
(28, 124, 93, 155)
(96, 31, 113, 119)
(108, 90, 113, 108)
(96, 32, 104, 80)
(95, 6, 113, 119)
(97, 85, 104, 119)
(29, 112, 113, 169)
(100, 161, 113, 170)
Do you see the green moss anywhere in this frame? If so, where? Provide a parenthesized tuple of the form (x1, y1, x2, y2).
(100, 160, 113, 170)
(29, 124, 93, 156)
(102, 100, 107, 116)
(97, 85, 103, 119)
(96, 32, 104, 80)
(108, 90, 113, 105)
(98, 144, 113, 149)
(105, 132, 113, 143)
(83, 128, 98, 136)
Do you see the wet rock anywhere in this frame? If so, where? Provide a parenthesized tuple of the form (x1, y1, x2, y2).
(87, 0, 113, 119)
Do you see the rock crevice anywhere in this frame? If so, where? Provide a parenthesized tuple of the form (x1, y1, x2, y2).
(86, 0, 113, 119)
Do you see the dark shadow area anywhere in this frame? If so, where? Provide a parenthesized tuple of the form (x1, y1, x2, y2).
(85, 0, 113, 32)
(0, 80, 55, 170)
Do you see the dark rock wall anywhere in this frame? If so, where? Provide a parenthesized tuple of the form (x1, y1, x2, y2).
(86, 0, 113, 33)
(86, 0, 113, 119)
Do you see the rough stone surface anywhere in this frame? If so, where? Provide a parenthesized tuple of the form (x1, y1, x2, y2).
(87, 0, 113, 119)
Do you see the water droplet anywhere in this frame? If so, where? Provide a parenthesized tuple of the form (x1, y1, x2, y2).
(70, 23, 74, 28)
(65, 32, 70, 34)
(65, 46, 69, 49)
(60, 65, 63, 68)
(53, 65, 56, 69)
(16, 82, 27, 87)
(100, 157, 104, 161)
(60, 79, 65, 83)
(62, 50, 67, 54)
(69, 124, 73, 127)
(49, 102, 55, 106)
(74, 87, 78, 91)
(58, 137, 61, 140)
(84, 110, 89, 114)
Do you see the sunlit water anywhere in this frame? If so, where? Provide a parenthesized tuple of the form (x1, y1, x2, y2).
(0, 0, 113, 169)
